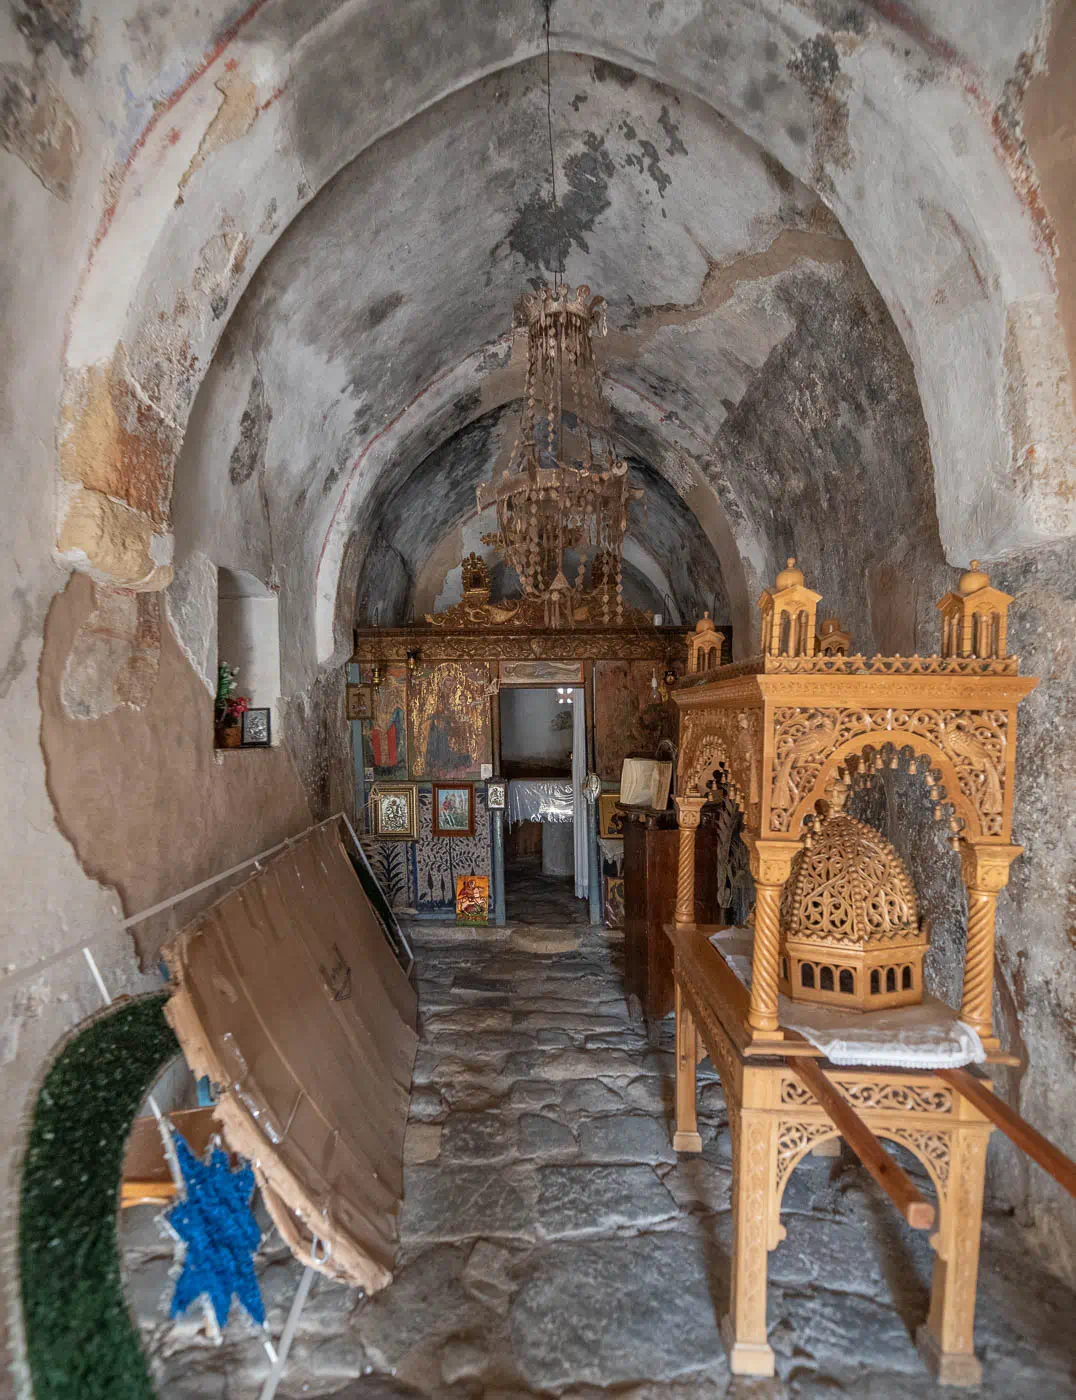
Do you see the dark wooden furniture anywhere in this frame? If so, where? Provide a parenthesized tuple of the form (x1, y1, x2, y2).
(621, 805, 717, 1027)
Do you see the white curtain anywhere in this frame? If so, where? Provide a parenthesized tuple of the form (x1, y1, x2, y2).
(571, 686, 587, 899)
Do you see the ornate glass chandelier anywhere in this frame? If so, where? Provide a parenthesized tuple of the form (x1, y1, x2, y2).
(477, 283, 642, 627)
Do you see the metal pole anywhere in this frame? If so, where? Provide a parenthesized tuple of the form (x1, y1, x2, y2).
(490, 806, 507, 926)
(587, 795, 602, 926)
(258, 1262, 316, 1400)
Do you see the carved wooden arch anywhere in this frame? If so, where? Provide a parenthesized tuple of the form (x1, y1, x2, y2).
(679, 710, 762, 829)
(773, 1121, 952, 1250)
(786, 732, 983, 843)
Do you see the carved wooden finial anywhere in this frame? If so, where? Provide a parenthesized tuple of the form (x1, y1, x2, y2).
(937, 561, 1012, 660)
(759, 556, 821, 658)
(816, 616, 852, 656)
(688, 609, 723, 673)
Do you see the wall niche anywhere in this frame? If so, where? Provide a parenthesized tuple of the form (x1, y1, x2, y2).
(216, 567, 281, 747)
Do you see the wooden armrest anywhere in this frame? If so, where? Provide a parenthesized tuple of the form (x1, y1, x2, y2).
(937, 1067, 1076, 1198)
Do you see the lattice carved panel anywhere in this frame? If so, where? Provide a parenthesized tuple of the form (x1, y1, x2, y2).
(780, 1076, 953, 1115)
(769, 706, 1008, 837)
(679, 707, 762, 829)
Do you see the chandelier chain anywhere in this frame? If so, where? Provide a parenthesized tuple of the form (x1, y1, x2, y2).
(544, 0, 560, 290)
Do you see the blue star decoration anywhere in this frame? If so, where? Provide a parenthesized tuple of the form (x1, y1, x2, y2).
(166, 1133, 266, 1329)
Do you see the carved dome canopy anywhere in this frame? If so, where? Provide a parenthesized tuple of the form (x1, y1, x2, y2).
(781, 813, 921, 950)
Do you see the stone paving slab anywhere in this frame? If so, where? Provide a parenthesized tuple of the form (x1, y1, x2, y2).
(534, 1164, 679, 1238)
(398, 1165, 534, 1242)
(509, 1233, 725, 1389)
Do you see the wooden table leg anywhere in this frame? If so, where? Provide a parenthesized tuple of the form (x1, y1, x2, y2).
(673, 981, 703, 1152)
(722, 1106, 776, 1377)
(916, 1129, 989, 1387)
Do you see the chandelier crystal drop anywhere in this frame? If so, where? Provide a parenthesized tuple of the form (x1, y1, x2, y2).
(477, 283, 643, 628)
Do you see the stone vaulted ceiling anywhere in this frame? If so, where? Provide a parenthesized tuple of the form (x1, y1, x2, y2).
(172, 50, 945, 681)
(51, 0, 1073, 691)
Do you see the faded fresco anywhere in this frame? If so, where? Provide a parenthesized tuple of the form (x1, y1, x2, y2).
(594, 660, 675, 781)
(409, 662, 492, 780)
(361, 663, 408, 780)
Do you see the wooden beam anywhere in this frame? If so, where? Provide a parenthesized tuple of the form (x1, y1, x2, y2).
(938, 1067, 1076, 1199)
(790, 1058, 935, 1230)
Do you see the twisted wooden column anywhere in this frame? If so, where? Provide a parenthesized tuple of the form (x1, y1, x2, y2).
(674, 796, 706, 925)
(748, 882, 783, 1034)
(744, 838, 800, 1039)
(959, 844, 1021, 1042)
(960, 888, 997, 1037)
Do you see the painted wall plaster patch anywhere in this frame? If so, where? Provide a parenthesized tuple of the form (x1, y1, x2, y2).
(61, 586, 161, 718)
(0, 64, 81, 199)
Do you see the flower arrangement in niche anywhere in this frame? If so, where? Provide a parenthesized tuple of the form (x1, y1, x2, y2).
(214, 662, 250, 748)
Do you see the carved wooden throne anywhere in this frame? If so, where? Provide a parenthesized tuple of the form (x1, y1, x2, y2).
(667, 558, 1038, 1385)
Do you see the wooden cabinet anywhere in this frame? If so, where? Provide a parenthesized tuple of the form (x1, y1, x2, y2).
(622, 806, 718, 1028)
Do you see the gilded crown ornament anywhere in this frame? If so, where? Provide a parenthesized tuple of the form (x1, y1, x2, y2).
(460, 551, 491, 600)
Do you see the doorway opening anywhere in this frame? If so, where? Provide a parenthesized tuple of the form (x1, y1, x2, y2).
(499, 685, 588, 925)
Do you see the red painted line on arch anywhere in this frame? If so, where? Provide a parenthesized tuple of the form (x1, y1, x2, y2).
(66, 0, 280, 350)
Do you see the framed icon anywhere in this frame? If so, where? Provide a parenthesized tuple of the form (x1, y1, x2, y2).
(346, 683, 374, 721)
(486, 779, 507, 810)
(456, 875, 489, 925)
(598, 792, 625, 839)
(241, 707, 271, 747)
(432, 782, 475, 837)
(370, 783, 418, 840)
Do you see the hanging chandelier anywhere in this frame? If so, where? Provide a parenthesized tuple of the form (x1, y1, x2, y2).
(477, 283, 643, 627)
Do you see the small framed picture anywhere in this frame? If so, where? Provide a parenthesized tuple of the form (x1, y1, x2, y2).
(432, 782, 475, 837)
(604, 875, 625, 929)
(371, 783, 418, 840)
(598, 793, 625, 839)
(346, 683, 374, 721)
(241, 707, 271, 747)
(486, 779, 506, 810)
(456, 875, 489, 926)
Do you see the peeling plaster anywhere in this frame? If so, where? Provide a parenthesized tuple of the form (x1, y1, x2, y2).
(0, 64, 80, 199)
(177, 69, 259, 199)
(61, 586, 161, 719)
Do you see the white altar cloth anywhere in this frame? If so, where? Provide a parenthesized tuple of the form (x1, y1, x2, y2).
(507, 779, 575, 826)
(709, 928, 985, 1069)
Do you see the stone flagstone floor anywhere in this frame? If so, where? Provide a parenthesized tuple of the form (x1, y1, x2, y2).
(122, 924, 1076, 1398)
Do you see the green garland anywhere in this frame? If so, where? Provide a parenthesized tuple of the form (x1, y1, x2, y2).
(20, 994, 179, 1400)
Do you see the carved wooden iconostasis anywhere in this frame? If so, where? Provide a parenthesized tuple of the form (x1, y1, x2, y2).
(349, 554, 700, 916)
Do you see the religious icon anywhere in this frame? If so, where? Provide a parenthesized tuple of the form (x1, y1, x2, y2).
(362, 664, 407, 780)
(432, 782, 475, 837)
(486, 779, 507, 810)
(241, 708, 271, 747)
(346, 683, 374, 721)
(598, 793, 625, 838)
(455, 875, 489, 925)
(371, 784, 418, 840)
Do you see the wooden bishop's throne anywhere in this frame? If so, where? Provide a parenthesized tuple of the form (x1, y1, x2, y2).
(666, 558, 1076, 1385)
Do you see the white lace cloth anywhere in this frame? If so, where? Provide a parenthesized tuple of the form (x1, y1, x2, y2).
(709, 929, 985, 1068)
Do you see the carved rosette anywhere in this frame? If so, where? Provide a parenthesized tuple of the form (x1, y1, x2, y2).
(768, 706, 1009, 838)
